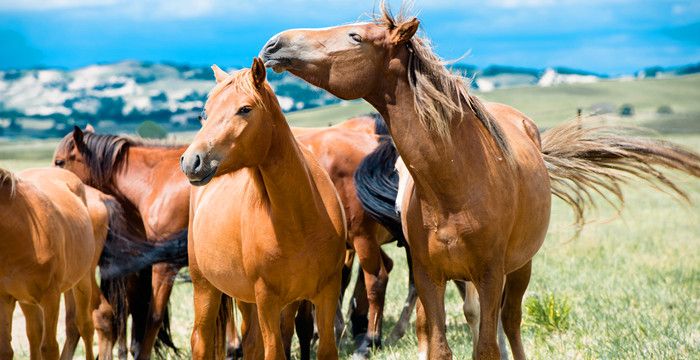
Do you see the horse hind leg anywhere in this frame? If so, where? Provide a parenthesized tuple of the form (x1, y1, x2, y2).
(387, 245, 418, 344)
(295, 300, 315, 360)
(19, 302, 45, 360)
(60, 290, 81, 360)
(0, 296, 16, 360)
(311, 278, 341, 360)
(73, 274, 96, 359)
(501, 261, 532, 360)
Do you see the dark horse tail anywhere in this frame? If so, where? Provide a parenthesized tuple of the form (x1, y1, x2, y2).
(541, 118, 700, 228)
(354, 113, 406, 245)
(98, 198, 188, 358)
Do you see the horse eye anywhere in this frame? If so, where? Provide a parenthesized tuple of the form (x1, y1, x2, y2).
(54, 159, 65, 167)
(349, 33, 362, 43)
(237, 106, 252, 115)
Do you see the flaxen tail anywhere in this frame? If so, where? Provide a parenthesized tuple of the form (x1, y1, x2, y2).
(541, 119, 700, 228)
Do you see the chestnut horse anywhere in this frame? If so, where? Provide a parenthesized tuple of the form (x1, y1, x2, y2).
(56, 115, 399, 358)
(179, 58, 346, 359)
(0, 167, 95, 360)
(260, 3, 700, 359)
(54, 126, 190, 359)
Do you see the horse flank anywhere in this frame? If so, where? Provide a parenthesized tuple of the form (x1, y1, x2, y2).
(541, 118, 700, 228)
(375, 1, 512, 159)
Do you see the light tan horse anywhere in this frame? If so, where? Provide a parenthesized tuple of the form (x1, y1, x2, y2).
(0, 167, 95, 360)
(180, 58, 346, 359)
(259, 3, 700, 359)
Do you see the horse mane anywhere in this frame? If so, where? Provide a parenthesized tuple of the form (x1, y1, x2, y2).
(58, 131, 183, 188)
(375, 2, 511, 158)
(0, 167, 17, 197)
(207, 68, 268, 111)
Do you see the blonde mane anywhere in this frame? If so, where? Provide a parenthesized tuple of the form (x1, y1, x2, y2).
(207, 68, 267, 110)
(0, 167, 17, 197)
(376, 2, 511, 158)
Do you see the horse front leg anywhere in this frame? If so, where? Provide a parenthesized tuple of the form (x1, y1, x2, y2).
(387, 245, 417, 344)
(311, 278, 342, 360)
(0, 295, 15, 360)
(353, 234, 389, 358)
(254, 284, 285, 360)
(413, 264, 450, 360)
(474, 265, 506, 360)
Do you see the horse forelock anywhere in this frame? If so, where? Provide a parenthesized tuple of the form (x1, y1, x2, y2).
(374, 1, 512, 160)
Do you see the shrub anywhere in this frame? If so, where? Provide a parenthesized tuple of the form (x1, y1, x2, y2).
(524, 292, 571, 333)
(136, 120, 167, 139)
(619, 104, 635, 117)
(657, 105, 673, 115)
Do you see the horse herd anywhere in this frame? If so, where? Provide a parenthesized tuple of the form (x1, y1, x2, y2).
(2, 4, 700, 360)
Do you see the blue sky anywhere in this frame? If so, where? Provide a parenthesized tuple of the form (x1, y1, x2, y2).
(0, 0, 698, 75)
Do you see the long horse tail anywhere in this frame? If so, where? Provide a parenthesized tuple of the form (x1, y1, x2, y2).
(354, 113, 406, 245)
(541, 118, 700, 228)
(99, 229, 188, 280)
(215, 295, 233, 358)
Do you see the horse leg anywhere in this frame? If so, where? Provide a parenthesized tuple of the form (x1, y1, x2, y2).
(311, 279, 341, 360)
(137, 262, 179, 360)
(387, 245, 417, 343)
(353, 234, 389, 358)
(281, 300, 301, 359)
(191, 277, 224, 359)
(19, 302, 44, 360)
(501, 261, 532, 360)
(238, 301, 264, 360)
(73, 274, 96, 359)
(39, 291, 62, 360)
(413, 264, 450, 360)
(0, 296, 15, 360)
(295, 300, 314, 360)
(474, 266, 506, 360)
(348, 268, 369, 339)
(93, 292, 115, 360)
(253, 285, 285, 360)
(60, 290, 80, 360)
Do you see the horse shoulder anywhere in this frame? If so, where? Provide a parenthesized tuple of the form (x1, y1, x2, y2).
(300, 147, 347, 243)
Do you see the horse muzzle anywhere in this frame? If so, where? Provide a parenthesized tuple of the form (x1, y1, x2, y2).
(180, 151, 218, 186)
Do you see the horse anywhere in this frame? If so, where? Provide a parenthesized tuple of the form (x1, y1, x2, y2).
(54, 125, 191, 359)
(0, 167, 96, 360)
(179, 58, 346, 359)
(259, 3, 700, 359)
(56, 115, 401, 358)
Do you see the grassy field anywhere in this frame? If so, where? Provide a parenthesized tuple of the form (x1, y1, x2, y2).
(1, 75, 699, 359)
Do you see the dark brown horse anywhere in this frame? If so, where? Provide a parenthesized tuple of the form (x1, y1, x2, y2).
(260, 3, 700, 359)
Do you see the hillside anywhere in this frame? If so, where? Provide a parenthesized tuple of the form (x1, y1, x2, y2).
(2, 61, 697, 139)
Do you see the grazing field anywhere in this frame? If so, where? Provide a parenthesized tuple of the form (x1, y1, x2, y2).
(1, 75, 699, 359)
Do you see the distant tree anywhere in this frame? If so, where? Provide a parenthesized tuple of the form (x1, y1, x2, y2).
(657, 105, 673, 115)
(619, 104, 635, 117)
(136, 120, 167, 139)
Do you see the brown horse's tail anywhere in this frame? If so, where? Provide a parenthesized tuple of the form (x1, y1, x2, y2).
(215, 295, 233, 359)
(540, 118, 700, 228)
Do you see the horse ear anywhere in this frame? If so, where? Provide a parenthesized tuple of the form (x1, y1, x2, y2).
(72, 126, 86, 150)
(251, 57, 266, 89)
(84, 124, 95, 133)
(211, 64, 229, 83)
(390, 17, 420, 45)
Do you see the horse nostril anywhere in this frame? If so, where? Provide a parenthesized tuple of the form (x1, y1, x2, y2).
(193, 154, 202, 172)
(263, 35, 281, 55)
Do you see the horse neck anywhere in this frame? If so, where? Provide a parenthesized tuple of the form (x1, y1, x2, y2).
(366, 74, 503, 210)
(255, 113, 321, 230)
(111, 146, 184, 212)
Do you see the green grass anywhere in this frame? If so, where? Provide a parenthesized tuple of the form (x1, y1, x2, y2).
(1, 75, 699, 359)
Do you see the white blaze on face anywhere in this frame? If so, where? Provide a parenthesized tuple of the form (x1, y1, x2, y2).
(395, 156, 410, 214)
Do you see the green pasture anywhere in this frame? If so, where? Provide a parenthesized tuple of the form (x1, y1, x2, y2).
(1, 75, 698, 359)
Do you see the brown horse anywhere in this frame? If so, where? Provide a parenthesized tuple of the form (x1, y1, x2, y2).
(180, 58, 346, 359)
(56, 115, 400, 358)
(54, 126, 190, 359)
(259, 3, 700, 359)
(0, 167, 95, 360)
